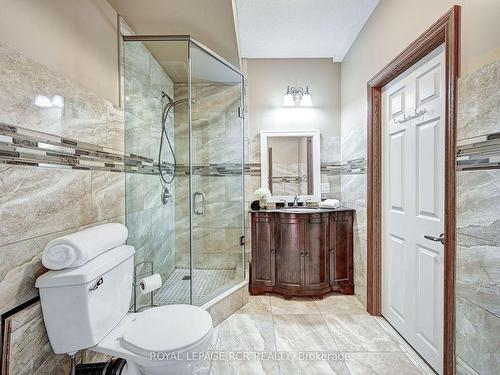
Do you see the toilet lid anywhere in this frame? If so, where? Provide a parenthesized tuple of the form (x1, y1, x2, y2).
(121, 305, 213, 356)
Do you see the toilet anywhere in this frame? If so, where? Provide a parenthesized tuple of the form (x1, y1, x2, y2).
(35, 245, 213, 375)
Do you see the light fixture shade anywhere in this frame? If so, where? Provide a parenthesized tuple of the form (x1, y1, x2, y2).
(300, 94, 312, 107)
(282, 93, 294, 107)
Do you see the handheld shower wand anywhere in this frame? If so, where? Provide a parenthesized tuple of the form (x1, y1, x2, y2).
(158, 91, 193, 205)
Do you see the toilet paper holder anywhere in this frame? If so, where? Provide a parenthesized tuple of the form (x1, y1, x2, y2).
(132, 261, 158, 312)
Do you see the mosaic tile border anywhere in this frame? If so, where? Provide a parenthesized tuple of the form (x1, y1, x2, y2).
(0, 123, 160, 174)
(0, 123, 243, 177)
(4, 123, 499, 176)
(245, 163, 261, 176)
(271, 175, 307, 183)
(457, 132, 500, 171)
(321, 162, 343, 175)
(341, 159, 367, 175)
(176, 164, 243, 176)
(244, 162, 353, 176)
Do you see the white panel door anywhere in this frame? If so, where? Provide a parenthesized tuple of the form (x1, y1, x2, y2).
(382, 45, 445, 374)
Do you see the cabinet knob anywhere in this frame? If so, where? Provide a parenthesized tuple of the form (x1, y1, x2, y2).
(305, 251, 309, 256)
(300, 252, 304, 257)
(330, 249, 335, 253)
(271, 249, 275, 255)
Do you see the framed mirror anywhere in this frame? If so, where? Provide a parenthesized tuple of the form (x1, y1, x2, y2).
(260, 130, 321, 201)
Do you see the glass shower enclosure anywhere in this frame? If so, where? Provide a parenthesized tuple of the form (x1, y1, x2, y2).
(123, 36, 245, 309)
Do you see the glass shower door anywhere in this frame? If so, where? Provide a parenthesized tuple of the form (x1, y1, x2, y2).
(124, 39, 192, 308)
(189, 43, 245, 306)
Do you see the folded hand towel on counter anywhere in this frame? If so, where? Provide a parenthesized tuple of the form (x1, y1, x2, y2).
(319, 199, 341, 209)
(42, 223, 128, 270)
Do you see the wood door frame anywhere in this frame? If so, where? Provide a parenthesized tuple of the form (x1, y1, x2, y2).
(366, 6, 460, 374)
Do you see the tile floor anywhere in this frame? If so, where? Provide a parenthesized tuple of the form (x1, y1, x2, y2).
(153, 268, 236, 305)
(197, 294, 436, 375)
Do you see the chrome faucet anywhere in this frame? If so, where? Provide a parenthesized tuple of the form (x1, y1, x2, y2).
(293, 195, 300, 207)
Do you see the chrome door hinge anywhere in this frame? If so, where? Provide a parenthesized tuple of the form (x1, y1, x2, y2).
(240, 235, 245, 246)
(238, 107, 244, 119)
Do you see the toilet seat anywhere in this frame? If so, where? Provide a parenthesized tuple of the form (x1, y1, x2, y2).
(120, 305, 212, 357)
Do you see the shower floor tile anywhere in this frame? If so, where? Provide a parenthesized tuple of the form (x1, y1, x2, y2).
(153, 268, 236, 306)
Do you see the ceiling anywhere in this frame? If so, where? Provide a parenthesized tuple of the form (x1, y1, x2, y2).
(142, 41, 242, 84)
(107, 0, 241, 68)
(235, 0, 379, 60)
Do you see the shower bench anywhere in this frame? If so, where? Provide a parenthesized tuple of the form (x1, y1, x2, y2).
(249, 208, 355, 298)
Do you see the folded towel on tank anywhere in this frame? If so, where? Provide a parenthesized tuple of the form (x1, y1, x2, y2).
(42, 223, 128, 270)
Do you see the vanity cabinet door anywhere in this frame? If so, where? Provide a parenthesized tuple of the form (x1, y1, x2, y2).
(329, 212, 354, 293)
(251, 213, 275, 287)
(304, 214, 330, 290)
(276, 215, 304, 290)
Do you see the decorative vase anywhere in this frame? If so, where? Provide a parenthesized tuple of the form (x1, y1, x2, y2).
(259, 197, 267, 209)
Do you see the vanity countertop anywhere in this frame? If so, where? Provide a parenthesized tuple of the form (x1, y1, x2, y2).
(249, 206, 355, 213)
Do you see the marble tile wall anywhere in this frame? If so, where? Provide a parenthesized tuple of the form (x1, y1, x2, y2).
(207, 282, 250, 326)
(2, 302, 74, 374)
(340, 133, 368, 307)
(455, 59, 500, 375)
(173, 82, 245, 291)
(0, 41, 125, 373)
(123, 41, 177, 308)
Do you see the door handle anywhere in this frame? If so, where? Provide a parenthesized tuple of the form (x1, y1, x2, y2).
(424, 233, 445, 244)
(193, 191, 206, 215)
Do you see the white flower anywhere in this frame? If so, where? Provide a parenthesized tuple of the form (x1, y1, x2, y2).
(254, 187, 271, 199)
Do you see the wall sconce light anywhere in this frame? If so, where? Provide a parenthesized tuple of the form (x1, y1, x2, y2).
(282, 86, 312, 107)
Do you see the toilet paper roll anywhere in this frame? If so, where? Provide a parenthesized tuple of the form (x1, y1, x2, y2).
(139, 274, 162, 294)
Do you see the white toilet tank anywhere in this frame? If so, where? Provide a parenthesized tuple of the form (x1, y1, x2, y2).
(35, 245, 135, 354)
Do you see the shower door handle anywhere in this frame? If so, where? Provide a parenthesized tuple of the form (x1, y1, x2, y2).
(193, 191, 207, 215)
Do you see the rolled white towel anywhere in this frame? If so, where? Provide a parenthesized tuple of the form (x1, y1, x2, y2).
(42, 223, 128, 270)
(319, 199, 341, 208)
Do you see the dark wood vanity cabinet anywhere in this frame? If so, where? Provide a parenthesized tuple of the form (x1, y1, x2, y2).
(250, 209, 354, 298)
(275, 214, 304, 290)
(250, 213, 276, 287)
(329, 211, 354, 294)
(301, 214, 330, 291)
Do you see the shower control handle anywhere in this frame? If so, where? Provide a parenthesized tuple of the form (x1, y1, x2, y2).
(193, 191, 207, 215)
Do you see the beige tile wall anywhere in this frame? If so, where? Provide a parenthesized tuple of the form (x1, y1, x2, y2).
(173, 82, 245, 288)
(454, 60, 500, 375)
(0, 41, 125, 373)
(123, 40, 176, 309)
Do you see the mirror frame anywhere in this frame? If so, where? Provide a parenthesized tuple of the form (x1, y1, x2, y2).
(260, 130, 321, 202)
